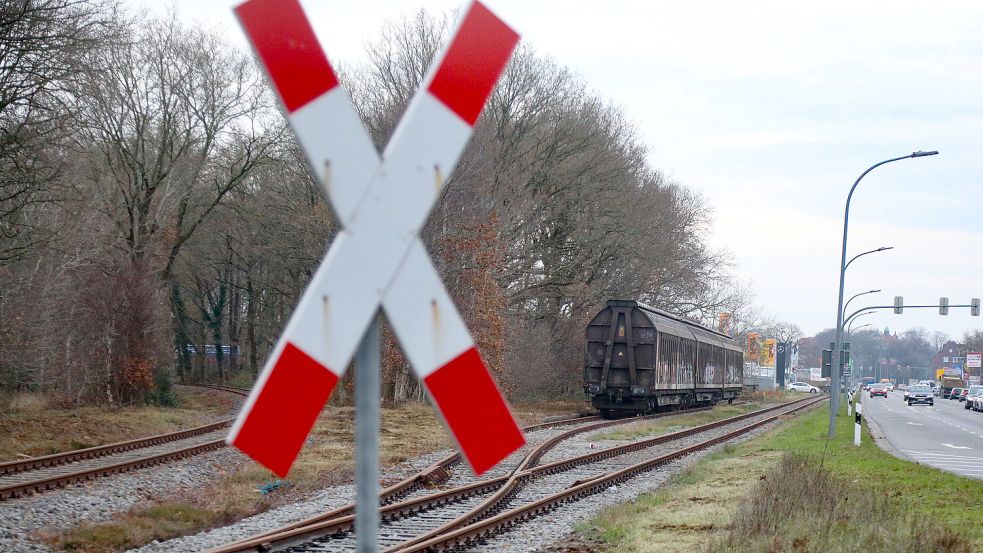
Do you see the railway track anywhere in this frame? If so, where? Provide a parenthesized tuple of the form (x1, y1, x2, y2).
(209, 399, 819, 553)
(0, 383, 249, 500)
(209, 398, 796, 553)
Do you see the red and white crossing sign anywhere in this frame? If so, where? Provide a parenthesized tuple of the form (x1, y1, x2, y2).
(228, 0, 525, 478)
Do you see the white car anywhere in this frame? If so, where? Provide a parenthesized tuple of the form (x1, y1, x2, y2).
(787, 382, 819, 394)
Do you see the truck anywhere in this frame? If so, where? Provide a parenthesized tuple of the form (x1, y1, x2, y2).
(939, 375, 967, 399)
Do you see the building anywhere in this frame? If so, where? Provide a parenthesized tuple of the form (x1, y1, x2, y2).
(932, 340, 963, 378)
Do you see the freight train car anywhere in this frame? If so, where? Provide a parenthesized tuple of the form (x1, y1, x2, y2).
(584, 300, 743, 416)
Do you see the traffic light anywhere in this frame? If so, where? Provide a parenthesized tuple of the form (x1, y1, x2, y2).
(972, 298, 980, 317)
(894, 296, 903, 314)
(822, 349, 832, 378)
(940, 297, 949, 316)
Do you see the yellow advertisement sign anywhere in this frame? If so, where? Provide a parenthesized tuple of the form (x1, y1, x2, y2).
(936, 368, 945, 379)
(760, 339, 776, 368)
(746, 333, 760, 361)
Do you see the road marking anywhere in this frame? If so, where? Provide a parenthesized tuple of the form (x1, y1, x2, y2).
(901, 451, 983, 459)
(941, 443, 972, 450)
(905, 422, 923, 426)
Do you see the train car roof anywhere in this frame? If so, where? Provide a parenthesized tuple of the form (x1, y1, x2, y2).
(605, 299, 742, 352)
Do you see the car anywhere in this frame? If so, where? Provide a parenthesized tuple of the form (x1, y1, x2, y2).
(787, 382, 819, 394)
(959, 388, 970, 402)
(964, 386, 983, 409)
(870, 384, 888, 398)
(974, 394, 983, 412)
(950, 387, 964, 400)
(907, 385, 934, 406)
(903, 387, 911, 400)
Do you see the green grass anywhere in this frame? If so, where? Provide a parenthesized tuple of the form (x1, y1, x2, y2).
(751, 403, 983, 546)
(582, 401, 983, 552)
(55, 503, 221, 552)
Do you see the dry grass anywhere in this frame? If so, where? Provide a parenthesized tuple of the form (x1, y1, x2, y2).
(52, 503, 221, 552)
(586, 403, 762, 442)
(742, 389, 804, 403)
(709, 454, 974, 553)
(0, 387, 237, 462)
(581, 445, 774, 552)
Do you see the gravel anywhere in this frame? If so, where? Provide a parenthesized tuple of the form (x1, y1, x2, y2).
(0, 389, 246, 553)
(128, 422, 602, 553)
(0, 448, 246, 553)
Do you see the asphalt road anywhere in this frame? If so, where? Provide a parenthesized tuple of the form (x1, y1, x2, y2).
(861, 390, 983, 480)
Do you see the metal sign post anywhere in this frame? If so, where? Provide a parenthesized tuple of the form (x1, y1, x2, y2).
(355, 315, 380, 552)
(854, 400, 862, 446)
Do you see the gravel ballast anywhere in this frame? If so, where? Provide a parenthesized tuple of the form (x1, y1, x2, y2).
(128, 422, 602, 553)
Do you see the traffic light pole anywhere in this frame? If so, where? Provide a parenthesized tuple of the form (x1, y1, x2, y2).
(843, 303, 979, 328)
(831, 301, 977, 437)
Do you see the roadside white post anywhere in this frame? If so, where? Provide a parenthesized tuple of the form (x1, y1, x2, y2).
(854, 400, 862, 446)
(848, 395, 853, 416)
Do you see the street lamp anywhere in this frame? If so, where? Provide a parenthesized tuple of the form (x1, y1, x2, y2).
(830, 150, 938, 437)
(847, 313, 875, 334)
(843, 289, 881, 318)
(844, 247, 893, 272)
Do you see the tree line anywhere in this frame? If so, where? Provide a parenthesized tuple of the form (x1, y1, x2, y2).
(0, 1, 751, 405)
(797, 326, 948, 383)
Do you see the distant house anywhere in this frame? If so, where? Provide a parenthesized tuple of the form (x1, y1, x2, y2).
(932, 340, 962, 376)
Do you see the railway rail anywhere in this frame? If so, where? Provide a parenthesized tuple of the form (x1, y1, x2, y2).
(0, 383, 249, 500)
(403, 395, 823, 552)
(206, 399, 803, 553)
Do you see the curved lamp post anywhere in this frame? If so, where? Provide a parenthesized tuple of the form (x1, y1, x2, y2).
(847, 312, 876, 334)
(830, 150, 938, 437)
(845, 247, 893, 272)
(848, 322, 873, 335)
(844, 289, 881, 319)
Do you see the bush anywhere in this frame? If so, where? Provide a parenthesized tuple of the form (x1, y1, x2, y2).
(150, 370, 177, 407)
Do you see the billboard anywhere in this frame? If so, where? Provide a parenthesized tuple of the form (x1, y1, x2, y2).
(810, 367, 823, 381)
(746, 333, 760, 361)
(968, 352, 982, 369)
(718, 312, 732, 334)
(760, 338, 776, 368)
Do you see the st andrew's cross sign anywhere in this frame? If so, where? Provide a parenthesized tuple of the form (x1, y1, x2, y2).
(228, 0, 525, 478)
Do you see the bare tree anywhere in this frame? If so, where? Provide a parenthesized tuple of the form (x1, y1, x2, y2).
(0, 0, 117, 262)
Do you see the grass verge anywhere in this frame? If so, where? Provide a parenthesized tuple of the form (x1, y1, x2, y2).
(0, 387, 237, 462)
(581, 402, 983, 552)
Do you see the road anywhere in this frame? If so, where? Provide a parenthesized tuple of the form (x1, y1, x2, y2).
(861, 390, 983, 480)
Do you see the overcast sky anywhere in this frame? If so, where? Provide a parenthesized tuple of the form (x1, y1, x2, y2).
(133, 0, 983, 341)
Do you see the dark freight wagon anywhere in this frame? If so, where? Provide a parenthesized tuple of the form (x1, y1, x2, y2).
(584, 300, 743, 416)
